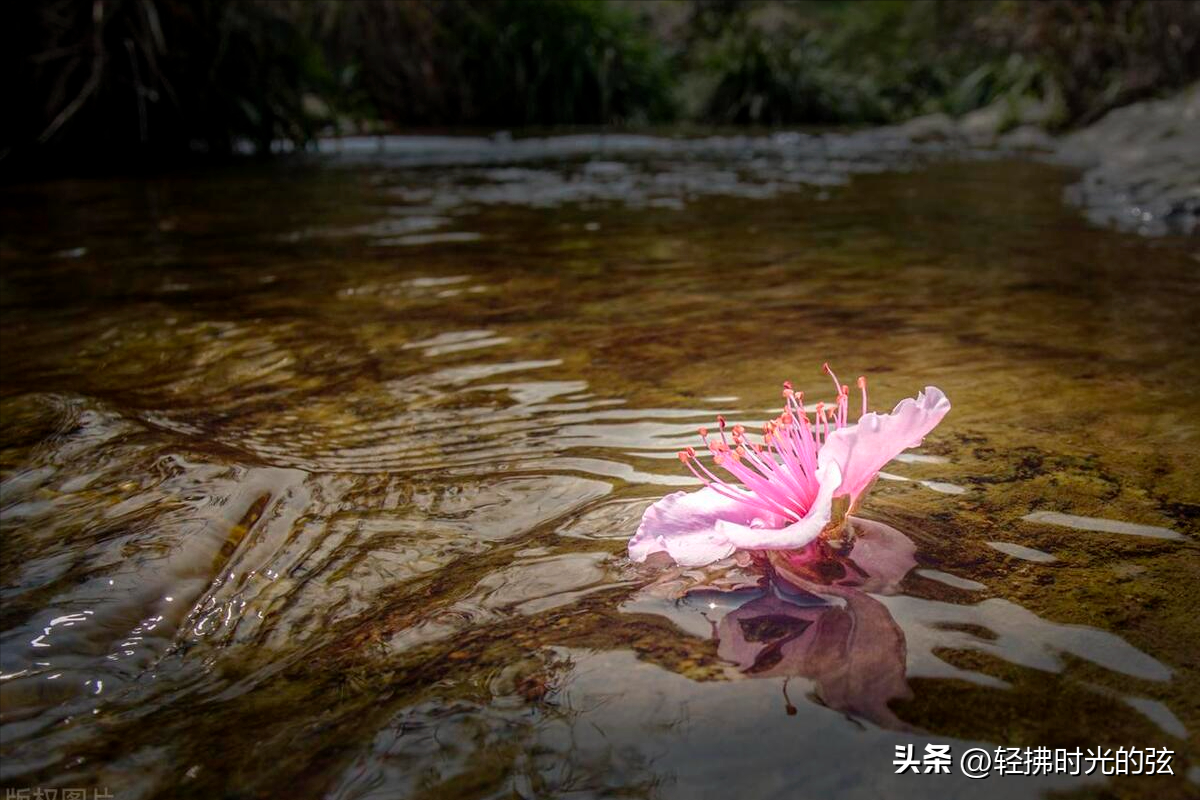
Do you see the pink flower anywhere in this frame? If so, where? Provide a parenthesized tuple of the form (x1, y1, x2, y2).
(628, 365, 950, 567)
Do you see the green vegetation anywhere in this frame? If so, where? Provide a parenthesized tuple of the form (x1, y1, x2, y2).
(676, 0, 1199, 126)
(4, 0, 1198, 170)
(323, 0, 674, 127)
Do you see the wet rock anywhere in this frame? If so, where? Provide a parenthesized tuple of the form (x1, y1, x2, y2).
(895, 112, 960, 143)
(997, 124, 1056, 152)
(1059, 83, 1199, 237)
(959, 95, 1059, 145)
(959, 101, 1008, 144)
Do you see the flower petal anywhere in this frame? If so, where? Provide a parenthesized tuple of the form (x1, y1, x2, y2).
(630, 462, 843, 567)
(819, 385, 951, 502)
(720, 461, 841, 552)
(630, 487, 762, 567)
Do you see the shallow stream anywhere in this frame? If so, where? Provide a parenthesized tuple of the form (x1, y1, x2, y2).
(1, 133, 1197, 799)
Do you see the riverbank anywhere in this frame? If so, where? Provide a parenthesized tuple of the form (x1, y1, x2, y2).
(302, 82, 1199, 240)
(1060, 84, 1199, 237)
(878, 83, 1199, 237)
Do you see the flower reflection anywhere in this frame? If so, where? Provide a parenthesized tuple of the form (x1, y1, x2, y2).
(718, 519, 914, 729)
(633, 511, 1177, 738)
(646, 517, 917, 729)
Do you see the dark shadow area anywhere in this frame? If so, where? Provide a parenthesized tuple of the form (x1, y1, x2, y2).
(3, 0, 1198, 177)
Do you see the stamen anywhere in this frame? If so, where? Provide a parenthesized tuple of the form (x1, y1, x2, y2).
(680, 454, 784, 518)
(857, 376, 868, 418)
(680, 365, 866, 523)
(688, 446, 801, 519)
(823, 362, 842, 396)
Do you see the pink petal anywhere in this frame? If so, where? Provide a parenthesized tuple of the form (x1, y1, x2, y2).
(630, 463, 842, 567)
(819, 386, 951, 502)
(629, 487, 759, 567)
(720, 461, 841, 552)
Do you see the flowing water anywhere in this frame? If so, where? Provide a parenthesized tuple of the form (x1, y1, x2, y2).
(1, 134, 1198, 800)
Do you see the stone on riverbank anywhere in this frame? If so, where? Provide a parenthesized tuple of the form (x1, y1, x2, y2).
(1059, 84, 1199, 237)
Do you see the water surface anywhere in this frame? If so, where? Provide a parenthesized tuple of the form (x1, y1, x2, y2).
(1, 135, 1197, 799)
